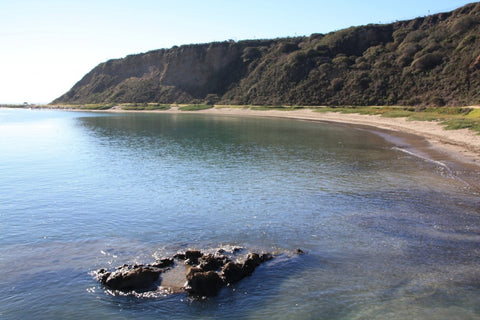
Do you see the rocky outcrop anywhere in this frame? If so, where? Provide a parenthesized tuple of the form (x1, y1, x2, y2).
(95, 247, 277, 298)
(97, 258, 174, 292)
(98, 265, 163, 292)
(185, 268, 224, 297)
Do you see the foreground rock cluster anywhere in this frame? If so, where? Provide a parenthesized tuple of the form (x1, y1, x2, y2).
(96, 248, 274, 297)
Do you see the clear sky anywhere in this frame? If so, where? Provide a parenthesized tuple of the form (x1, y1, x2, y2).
(0, 0, 474, 104)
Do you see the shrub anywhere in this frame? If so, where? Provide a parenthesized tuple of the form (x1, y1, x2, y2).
(451, 16, 479, 33)
(430, 96, 446, 107)
(279, 42, 299, 53)
(204, 94, 220, 105)
(330, 78, 343, 91)
(397, 53, 413, 67)
(411, 53, 443, 71)
(314, 44, 331, 56)
(242, 47, 262, 62)
(404, 30, 426, 43)
(332, 54, 353, 68)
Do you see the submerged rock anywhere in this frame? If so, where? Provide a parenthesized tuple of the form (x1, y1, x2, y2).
(95, 247, 285, 297)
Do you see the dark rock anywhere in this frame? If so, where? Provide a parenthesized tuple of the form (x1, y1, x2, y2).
(215, 254, 231, 267)
(242, 253, 262, 276)
(173, 253, 186, 260)
(185, 250, 203, 260)
(186, 266, 203, 281)
(296, 248, 305, 255)
(232, 247, 243, 254)
(184, 250, 203, 265)
(185, 258, 197, 266)
(152, 258, 174, 268)
(95, 247, 276, 298)
(221, 262, 245, 284)
(185, 270, 224, 297)
(97, 269, 111, 283)
(198, 254, 227, 271)
(102, 266, 162, 291)
(260, 253, 274, 262)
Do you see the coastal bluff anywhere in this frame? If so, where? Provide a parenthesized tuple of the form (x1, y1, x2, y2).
(54, 2, 480, 107)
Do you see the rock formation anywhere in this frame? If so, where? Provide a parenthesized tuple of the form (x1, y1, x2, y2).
(95, 248, 276, 297)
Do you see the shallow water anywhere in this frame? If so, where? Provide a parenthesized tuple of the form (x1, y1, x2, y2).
(1, 108, 479, 319)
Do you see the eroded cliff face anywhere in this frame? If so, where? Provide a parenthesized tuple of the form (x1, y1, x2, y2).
(54, 2, 480, 106)
(56, 41, 255, 104)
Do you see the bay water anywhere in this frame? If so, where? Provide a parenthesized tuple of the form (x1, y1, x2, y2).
(1, 108, 479, 319)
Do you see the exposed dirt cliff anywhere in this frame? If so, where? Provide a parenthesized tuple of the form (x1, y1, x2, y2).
(53, 2, 480, 106)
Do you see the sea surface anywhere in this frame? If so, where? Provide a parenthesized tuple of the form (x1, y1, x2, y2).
(1, 108, 479, 319)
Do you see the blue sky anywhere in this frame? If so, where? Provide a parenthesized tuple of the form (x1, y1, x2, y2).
(0, 0, 473, 104)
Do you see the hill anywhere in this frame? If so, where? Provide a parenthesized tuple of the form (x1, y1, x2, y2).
(53, 2, 480, 107)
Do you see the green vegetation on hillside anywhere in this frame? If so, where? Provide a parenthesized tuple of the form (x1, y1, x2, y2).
(51, 2, 480, 108)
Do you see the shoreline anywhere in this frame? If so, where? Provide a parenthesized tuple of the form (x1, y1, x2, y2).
(9, 105, 480, 190)
(114, 106, 480, 163)
(121, 106, 480, 191)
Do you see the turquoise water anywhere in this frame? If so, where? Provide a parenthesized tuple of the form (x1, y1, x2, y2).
(1, 108, 479, 319)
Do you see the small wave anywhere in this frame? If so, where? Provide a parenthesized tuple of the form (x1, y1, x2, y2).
(392, 146, 474, 190)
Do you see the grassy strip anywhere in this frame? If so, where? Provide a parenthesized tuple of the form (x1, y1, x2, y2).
(214, 105, 251, 109)
(441, 118, 480, 131)
(250, 105, 306, 111)
(315, 106, 480, 133)
(78, 104, 114, 110)
(122, 104, 171, 111)
(178, 104, 214, 111)
(50, 104, 114, 110)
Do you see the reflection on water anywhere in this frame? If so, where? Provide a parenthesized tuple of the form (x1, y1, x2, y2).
(0, 109, 479, 319)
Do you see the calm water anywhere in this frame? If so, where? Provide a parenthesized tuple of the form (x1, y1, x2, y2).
(1, 108, 479, 319)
